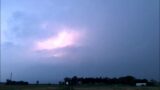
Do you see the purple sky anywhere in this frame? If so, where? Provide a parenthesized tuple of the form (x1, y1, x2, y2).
(1, 0, 159, 83)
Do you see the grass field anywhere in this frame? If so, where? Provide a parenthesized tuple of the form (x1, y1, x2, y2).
(74, 86, 160, 90)
(0, 85, 160, 90)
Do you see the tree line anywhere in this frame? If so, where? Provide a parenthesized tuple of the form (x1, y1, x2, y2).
(61, 76, 156, 86)
(4, 75, 157, 86)
(5, 79, 29, 85)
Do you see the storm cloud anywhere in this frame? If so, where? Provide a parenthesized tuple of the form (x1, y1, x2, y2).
(1, 0, 159, 83)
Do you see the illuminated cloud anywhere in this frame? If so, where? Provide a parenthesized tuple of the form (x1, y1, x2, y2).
(35, 28, 82, 50)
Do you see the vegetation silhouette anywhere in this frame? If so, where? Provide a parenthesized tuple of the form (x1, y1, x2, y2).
(5, 79, 28, 85)
(4, 75, 157, 86)
(62, 75, 156, 86)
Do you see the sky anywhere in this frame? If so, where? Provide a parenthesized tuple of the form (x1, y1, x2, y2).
(0, 0, 159, 83)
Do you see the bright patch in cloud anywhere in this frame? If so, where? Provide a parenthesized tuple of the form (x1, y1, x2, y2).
(35, 28, 82, 51)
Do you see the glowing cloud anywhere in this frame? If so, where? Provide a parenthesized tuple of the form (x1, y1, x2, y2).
(35, 28, 82, 51)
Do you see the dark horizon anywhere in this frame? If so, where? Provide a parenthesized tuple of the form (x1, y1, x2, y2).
(3, 75, 157, 85)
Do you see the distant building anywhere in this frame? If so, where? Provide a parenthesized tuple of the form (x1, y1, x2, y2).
(136, 83, 147, 86)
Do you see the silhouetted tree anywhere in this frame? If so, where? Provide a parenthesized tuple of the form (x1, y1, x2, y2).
(72, 76, 78, 85)
(118, 76, 136, 85)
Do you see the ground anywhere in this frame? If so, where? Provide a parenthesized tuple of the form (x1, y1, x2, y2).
(0, 85, 159, 90)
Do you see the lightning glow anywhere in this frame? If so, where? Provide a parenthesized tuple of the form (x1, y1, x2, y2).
(35, 28, 82, 51)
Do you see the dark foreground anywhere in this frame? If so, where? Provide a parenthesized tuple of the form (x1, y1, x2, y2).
(0, 85, 160, 90)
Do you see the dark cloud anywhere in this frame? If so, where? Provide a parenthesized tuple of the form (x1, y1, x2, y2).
(7, 12, 49, 40)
